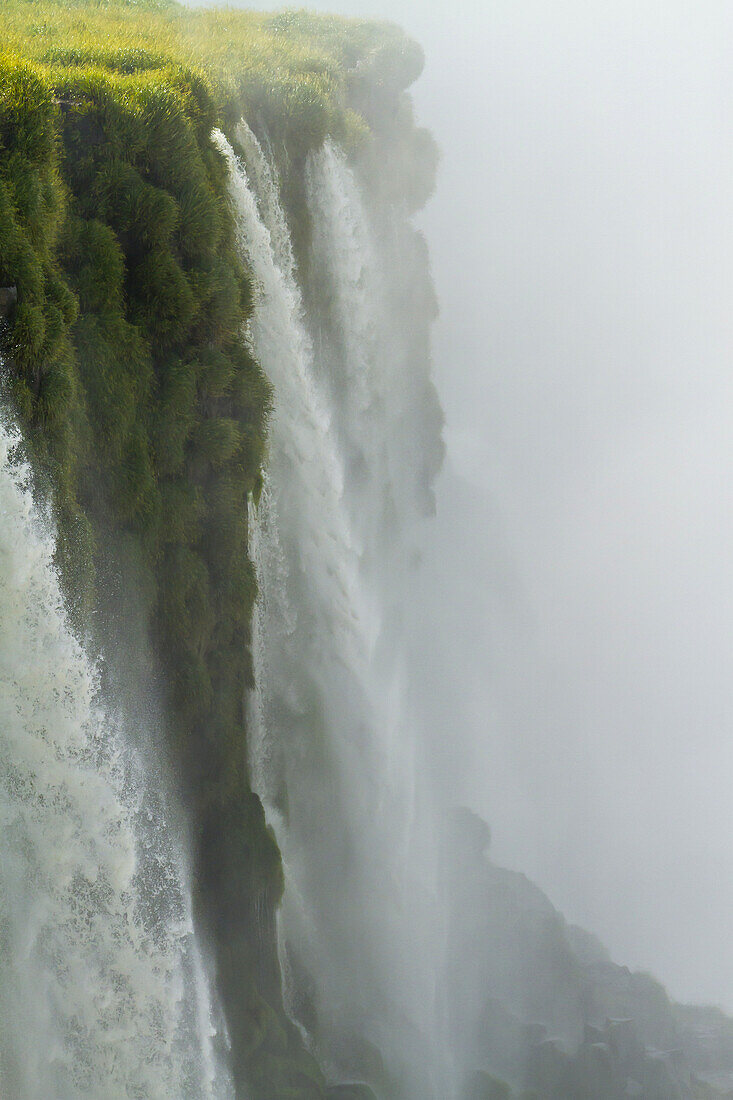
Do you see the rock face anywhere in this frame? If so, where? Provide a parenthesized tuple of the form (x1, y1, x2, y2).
(445, 808, 733, 1100)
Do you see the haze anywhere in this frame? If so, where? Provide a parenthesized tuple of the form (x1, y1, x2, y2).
(206, 0, 733, 1013)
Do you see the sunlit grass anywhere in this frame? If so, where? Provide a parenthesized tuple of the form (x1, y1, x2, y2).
(2, 0, 423, 154)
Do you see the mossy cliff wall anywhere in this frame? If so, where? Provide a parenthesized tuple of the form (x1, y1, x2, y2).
(0, 2, 436, 1096)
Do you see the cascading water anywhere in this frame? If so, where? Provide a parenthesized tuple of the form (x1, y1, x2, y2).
(216, 126, 454, 1098)
(0, 399, 234, 1099)
(304, 141, 425, 567)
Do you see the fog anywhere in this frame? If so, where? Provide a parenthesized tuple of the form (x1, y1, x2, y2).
(411, 0, 733, 1015)
(209, 0, 733, 1013)
(410, 0, 733, 1015)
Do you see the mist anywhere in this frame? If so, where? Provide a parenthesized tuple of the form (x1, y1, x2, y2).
(186, 0, 733, 1011)
(412, 0, 733, 1015)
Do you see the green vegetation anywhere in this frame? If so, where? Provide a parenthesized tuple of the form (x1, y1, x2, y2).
(0, 2, 431, 1095)
(1, 0, 425, 157)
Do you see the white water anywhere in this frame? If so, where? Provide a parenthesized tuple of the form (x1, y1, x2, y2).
(217, 126, 452, 1098)
(305, 141, 427, 566)
(0, 408, 234, 1099)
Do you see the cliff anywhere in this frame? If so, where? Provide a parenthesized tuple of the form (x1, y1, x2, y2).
(0, 2, 438, 1096)
(446, 808, 733, 1100)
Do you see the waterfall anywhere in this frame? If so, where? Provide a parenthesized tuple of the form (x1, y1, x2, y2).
(217, 126, 453, 1099)
(304, 141, 413, 560)
(0, 404, 234, 1099)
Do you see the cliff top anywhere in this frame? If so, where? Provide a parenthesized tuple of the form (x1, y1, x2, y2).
(2, 0, 424, 154)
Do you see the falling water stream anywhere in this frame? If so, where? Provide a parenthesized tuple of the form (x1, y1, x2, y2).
(215, 126, 454, 1099)
(0, 401, 233, 1099)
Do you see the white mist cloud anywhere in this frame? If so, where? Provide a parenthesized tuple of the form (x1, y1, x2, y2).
(197, 0, 733, 1011)
(411, 0, 733, 1012)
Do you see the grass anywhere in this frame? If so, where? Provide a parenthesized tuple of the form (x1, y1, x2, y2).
(1, 0, 424, 155)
